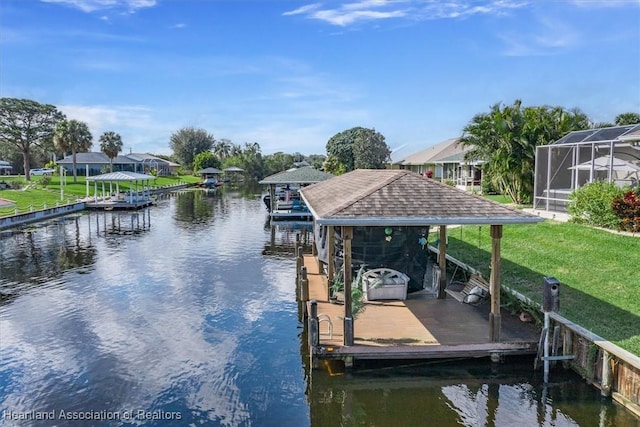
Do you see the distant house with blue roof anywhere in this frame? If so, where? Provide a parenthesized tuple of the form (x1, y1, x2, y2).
(57, 152, 180, 176)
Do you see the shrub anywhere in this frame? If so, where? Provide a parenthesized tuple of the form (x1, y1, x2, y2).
(444, 179, 456, 187)
(481, 177, 499, 195)
(568, 181, 624, 229)
(10, 180, 24, 189)
(612, 190, 640, 232)
(39, 176, 52, 188)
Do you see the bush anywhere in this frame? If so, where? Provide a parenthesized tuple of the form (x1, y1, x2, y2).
(481, 178, 499, 195)
(568, 181, 624, 229)
(444, 179, 456, 187)
(39, 176, 52, 188)
(612, 190, 640, 232)
(10, 180, 24, 189)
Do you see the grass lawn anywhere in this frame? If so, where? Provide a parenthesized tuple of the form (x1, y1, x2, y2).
(0, 174, 201, 216)
(445, 221, 640, 356)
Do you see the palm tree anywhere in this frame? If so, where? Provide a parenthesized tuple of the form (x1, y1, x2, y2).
(99, 131, 123, 172)
(214, 139, 232, 160)
(53, 119, 93, 183)
(460, 100, 589, 204)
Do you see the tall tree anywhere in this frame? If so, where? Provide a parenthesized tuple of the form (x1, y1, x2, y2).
(460, 100, 589, 204)
(326, 126, 390, 174)
(169, 127, 215, 171)
(99, 131, 123, 172)
(0, 98, 64, 180)
(193, 151, 221, 173)
(240, 142, 263, 179)
(213, 138, 232, 160)
(615, 112, 640, 125)
(263, 152, 294, 176)
(353, 128, 391, 169)
(53, 119, 93, 183)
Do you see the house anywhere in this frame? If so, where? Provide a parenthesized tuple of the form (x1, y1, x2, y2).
(56, 152, 180, 176)
(0, 160, 12, 175)
(534, 124, 640, 213)
(394, 138, 483, 192)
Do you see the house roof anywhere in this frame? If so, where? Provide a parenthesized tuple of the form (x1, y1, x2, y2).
(394, 138, 467, 166)
(224, 166, 245, 172)
(259, 166, 334, 185)
(197, 167, 222, 174)
(57, 152, 176, 166)
(57, 152, 110, 164)
(552, 124, 640, 145)
(86, 171, 155, 181)
(300, 169, 544, 226)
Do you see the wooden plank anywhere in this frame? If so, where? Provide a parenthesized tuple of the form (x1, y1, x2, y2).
(316, 342, 538, 360)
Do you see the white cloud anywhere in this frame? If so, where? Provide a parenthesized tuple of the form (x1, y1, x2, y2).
(498, 15, 580, 56)
(283, 0, 529, 26)
(40, 0, 156, 13)
(57, 104, 176, 154)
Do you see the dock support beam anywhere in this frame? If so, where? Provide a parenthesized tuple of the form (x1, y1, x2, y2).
(438, 225, 447, 299)
(489, 224, 502, 342)
(342, 226, 354, 346)
(327, 225, 335, 283)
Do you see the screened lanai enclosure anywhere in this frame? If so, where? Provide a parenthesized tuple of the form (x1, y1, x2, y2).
(314, 225, 433, 293)
(534, 124, 640, 212)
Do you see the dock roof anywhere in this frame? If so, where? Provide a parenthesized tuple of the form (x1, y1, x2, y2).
(300, 169, 544, 226)
(259, 166, 334, 185)
(86, 171, 155, 181)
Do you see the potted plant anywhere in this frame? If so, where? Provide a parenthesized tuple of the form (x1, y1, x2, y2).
(328, 265, 366, 318)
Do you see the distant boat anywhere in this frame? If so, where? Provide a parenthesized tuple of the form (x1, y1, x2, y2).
(201, 177, 221, 188)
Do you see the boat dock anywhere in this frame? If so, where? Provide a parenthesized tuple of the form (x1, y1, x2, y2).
(300, 254, 540, 367)
(85, 199, 153, 210)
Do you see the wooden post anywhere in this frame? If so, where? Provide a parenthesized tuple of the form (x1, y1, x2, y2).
(297, 246, 303, 281)
(308, 300, 319, 347)
(489, 225, 502, 342)
(300, 266, 309, 302)
(563, 328, 573, 369)
(327, 225, 335, 282)
(269, 184, 276, 212)
(342, 226, 354, 346)
(314, 221, 322, 274)
(438, 225, 447, 299)
(601, 350, 613, 397)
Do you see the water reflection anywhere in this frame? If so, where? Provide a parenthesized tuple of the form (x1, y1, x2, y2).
(307, 359, 638, 426)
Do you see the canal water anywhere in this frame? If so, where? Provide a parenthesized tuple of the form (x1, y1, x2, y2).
(0, 185, 637, 427)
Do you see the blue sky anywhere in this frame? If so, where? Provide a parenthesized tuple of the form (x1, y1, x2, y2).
(1, 0, 639, 160)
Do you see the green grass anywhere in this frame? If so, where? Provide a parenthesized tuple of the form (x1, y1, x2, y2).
(445, 222, 640, 355)
(484, 194, 513, 204)
(0, 174, 201, 216)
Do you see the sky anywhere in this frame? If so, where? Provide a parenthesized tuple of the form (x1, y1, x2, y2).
(1, 0, 639, 161)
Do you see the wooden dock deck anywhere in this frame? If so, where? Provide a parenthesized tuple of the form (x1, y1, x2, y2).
(85, 200, 153, 210)
(302, 255, 540, 364)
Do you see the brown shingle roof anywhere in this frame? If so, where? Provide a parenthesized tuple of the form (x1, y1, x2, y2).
(300, 169, 544, 226)
(259, 166, 334, 185)
(395, 138, 467, 165)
